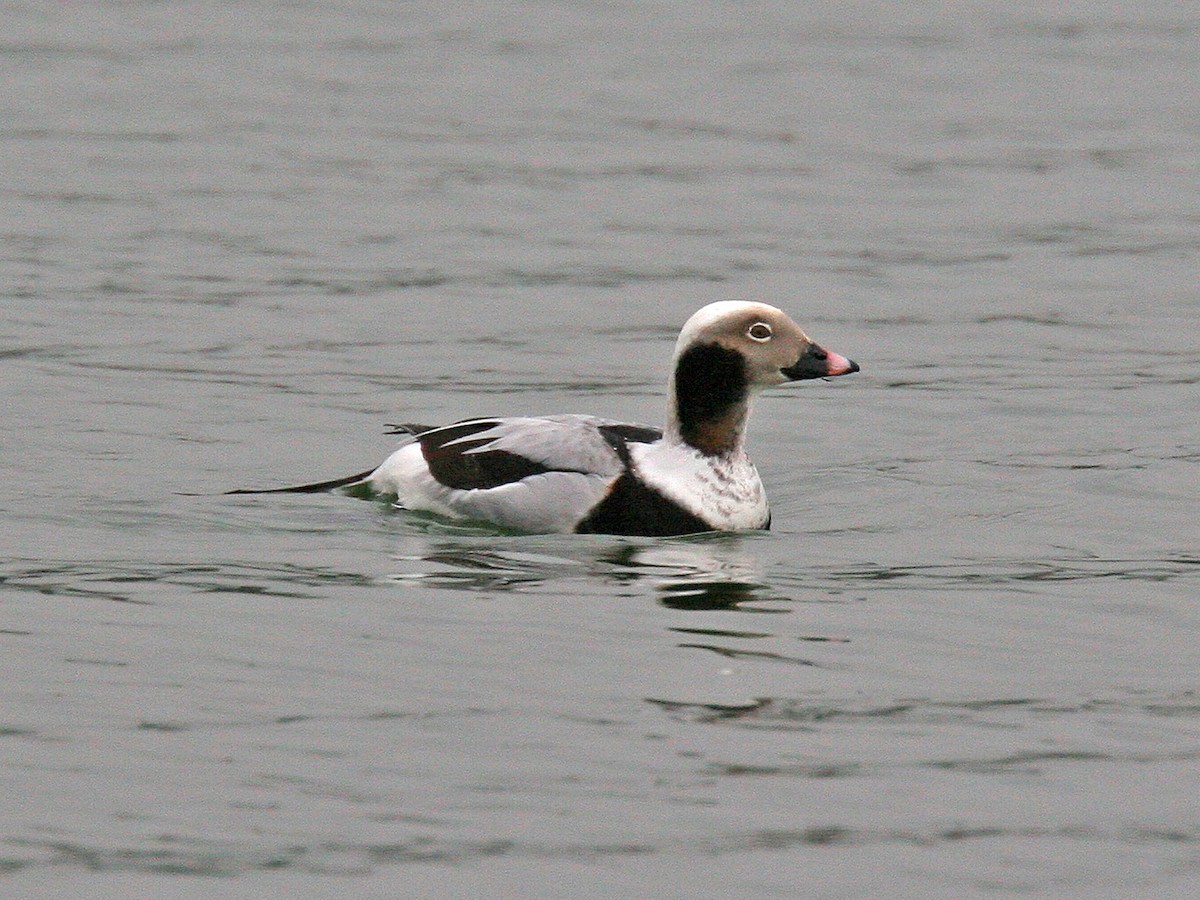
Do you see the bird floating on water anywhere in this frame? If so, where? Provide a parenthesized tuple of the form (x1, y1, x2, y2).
(233, 300, 859, 536)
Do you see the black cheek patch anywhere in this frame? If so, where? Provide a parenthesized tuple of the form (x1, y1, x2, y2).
(673, 343, 748, 438)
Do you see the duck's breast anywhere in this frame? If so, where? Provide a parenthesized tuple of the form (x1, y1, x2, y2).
(629, 441, 769, 531)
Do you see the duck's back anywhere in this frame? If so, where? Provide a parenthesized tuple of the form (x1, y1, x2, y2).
(367, 415, 664, 533)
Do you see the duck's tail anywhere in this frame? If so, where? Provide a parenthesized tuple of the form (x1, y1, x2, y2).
(225, 468, 378, 495)
(222, 423, 434, 495)
(383, 422, 435, 436)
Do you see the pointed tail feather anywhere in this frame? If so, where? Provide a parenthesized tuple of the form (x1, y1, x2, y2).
(223, 421, 423, 495)
(225, 467, 377, 495)
(384, 422, 435, 436)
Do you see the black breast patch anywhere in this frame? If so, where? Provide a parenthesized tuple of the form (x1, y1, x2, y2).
(575, 473, 712, 536)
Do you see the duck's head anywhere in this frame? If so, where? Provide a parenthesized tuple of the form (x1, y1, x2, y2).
(674, 300, 859, 388)
(668, 300, 859, 455)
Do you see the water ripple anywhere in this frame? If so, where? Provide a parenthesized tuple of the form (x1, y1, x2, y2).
(5, 818, 1198, 878)
(648, 691, 1200, 738)
(0, 561, 380, 604)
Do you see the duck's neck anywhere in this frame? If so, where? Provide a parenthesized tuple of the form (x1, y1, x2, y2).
(665, 342, 752, 457)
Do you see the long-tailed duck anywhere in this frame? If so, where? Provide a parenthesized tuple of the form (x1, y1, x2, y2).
(234, 300, 858, 535)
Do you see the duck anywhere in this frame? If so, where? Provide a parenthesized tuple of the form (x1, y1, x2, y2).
(233, 300, 859, 535)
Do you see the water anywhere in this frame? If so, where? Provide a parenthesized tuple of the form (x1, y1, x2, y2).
(3, 1, 1199, 896)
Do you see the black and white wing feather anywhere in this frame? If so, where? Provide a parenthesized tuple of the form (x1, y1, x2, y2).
(367, 415, 663, 532)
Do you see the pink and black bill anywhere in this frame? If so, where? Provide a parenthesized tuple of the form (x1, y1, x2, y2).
(780, 343, 859, 380)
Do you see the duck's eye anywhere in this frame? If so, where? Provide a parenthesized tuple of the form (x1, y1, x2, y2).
(747, 322, 773, 342)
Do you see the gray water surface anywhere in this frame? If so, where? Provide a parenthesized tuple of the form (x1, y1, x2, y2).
(3, 2, 1199, 897)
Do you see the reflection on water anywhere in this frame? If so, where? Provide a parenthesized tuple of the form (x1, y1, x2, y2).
(4, 542, 1197, 890)
(656, 579, 777, 611)
(380, 532, 1200, 603)
(384, 532, 787, 612)
(5, 551, 1194, 610)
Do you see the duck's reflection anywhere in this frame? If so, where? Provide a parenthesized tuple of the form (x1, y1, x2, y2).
(384, 531, 788, 612)
(383, 531, 846, 670)
(656, 578, 782, 611)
